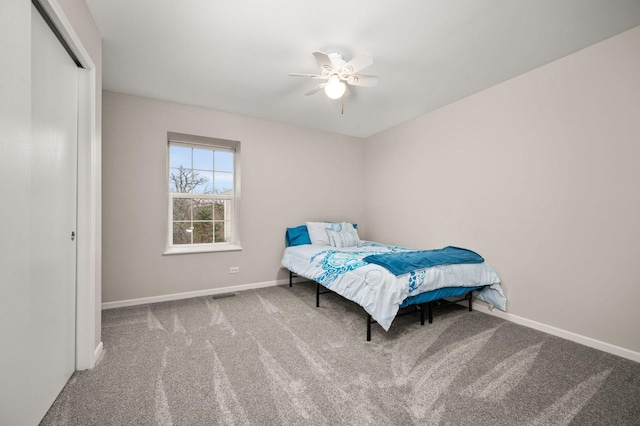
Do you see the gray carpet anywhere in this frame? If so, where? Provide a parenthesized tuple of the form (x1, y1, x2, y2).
(41, 283, 640, 425)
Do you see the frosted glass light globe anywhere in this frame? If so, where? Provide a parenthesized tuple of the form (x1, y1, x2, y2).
(324, 76, 346, 99)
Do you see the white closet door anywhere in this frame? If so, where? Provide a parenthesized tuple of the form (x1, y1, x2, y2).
(31, 4, 78, 421)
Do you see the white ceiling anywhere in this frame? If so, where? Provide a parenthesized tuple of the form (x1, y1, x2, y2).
(86, 0, 640, 138)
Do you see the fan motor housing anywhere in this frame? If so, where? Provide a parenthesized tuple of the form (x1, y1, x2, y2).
(327, 52, 346, 67)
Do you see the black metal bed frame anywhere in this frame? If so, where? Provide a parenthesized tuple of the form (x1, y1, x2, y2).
(289, 270, 475, 341)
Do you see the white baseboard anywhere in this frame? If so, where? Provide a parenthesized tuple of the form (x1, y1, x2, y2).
(470, 301, 640, 364)
(101, 277, 306, 310)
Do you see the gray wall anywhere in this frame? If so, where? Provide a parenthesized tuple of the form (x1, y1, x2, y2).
(102, 91, 365, 303)
(364, 26, 640, 353)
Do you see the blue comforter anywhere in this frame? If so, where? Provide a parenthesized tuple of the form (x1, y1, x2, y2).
(363, 246, 484, 276)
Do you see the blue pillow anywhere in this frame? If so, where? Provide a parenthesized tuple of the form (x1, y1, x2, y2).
(285, 225, 311, 247)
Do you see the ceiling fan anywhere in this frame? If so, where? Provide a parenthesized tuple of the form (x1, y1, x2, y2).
(289, 51, 379, 99)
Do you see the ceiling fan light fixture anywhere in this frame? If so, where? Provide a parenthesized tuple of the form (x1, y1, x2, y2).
(289, 51, 377, 100)
(325, 75, 346, 99)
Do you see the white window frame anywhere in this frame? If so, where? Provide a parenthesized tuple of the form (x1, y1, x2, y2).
(164, 132, 241, 255)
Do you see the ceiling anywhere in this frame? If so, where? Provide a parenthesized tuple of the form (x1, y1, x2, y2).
(85, 0, 640, 138)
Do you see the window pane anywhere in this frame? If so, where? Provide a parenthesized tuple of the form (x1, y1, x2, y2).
(170, 145, 191, 169)
(170, 167, 197, 193)
(193, 222, 213, 244)
(169, 168, 181, 192)
(213, 199, 229, 220)
(214, 221, 227, 243)
(170, 167, 212, 194)
(190, 170, 212, 194)
(214, 172, 233, 194)
(172, 198, 192, 221)
(193, 148, 213, 171)
(173, 222, 193, 245)
(193, 198, 214, 220)
(215, 151, 234, 172)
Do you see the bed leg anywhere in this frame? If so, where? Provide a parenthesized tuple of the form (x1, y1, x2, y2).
(468, 292, 473, 311)
(428, 301, 433, 324)
(420, 304, 425, 325)
(367, 315, 372, 341)
(289, 271, 293, 287)
(316, 282, 320, 307)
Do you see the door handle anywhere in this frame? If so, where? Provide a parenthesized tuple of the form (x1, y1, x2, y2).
(71, 231, 75, 241)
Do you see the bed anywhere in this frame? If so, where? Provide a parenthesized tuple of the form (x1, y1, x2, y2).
(281, 222, 506, 340)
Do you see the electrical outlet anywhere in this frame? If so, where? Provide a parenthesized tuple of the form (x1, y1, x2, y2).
(229, 266, 239, 274)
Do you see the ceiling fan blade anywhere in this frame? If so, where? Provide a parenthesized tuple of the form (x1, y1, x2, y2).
(289, 73, 323, 79)
(312, 51, 333, 70)
(343, 53, 373, 74)
(348, 74, 379, 87)
(305, 83, 326, 96)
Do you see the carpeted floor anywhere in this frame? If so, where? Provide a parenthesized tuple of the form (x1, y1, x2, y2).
(41, 282, 640, 425)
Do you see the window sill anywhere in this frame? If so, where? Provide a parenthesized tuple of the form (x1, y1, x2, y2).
(163, 244, 243, 255)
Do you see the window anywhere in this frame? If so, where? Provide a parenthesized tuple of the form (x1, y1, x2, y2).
(165, 132, 240, 254)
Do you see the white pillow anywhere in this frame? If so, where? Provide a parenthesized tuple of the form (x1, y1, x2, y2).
(326, 229, 360, 248)
(306, 222, 356, 246)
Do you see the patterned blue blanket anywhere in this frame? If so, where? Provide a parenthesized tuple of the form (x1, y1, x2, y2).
(363, 246, 484, 276)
